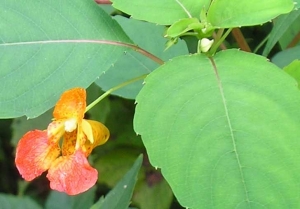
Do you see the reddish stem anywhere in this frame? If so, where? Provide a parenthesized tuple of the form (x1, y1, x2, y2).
(231, 28, 251, 52)
(287, 31, 300, 49)
(95, 0, 112, 4)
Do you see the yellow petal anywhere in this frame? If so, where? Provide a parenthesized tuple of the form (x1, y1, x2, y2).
(82, 120, 110, 156)
(82, 119, 94, 143)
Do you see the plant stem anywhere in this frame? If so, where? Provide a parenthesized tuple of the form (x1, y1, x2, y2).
(253, 34, 270, 54)
(85, 74, 148, 112)
(210, 28, 232, 55)
(231, 28, 251, 52)
(213, 29, 227, 50)
(95, 0, 111, 4)
(287, 31, 300, 48)
(17, 180, 29, 197)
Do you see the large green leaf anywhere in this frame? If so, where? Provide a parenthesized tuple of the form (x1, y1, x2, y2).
(111, 0, 211, 25)
(207, 0, 294, 28)
(96, 16, 188, 99)
(91, 155, 143, 209)
(0, 0, 132, 119)
(134, 49, 300, 208)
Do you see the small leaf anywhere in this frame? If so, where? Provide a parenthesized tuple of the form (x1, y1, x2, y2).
(165, 18, 202, 38)
(91, 155, 143, 209)
(207, 0, 294, 28)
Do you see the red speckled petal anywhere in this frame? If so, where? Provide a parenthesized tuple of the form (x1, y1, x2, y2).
(53, 88, 86, 121)
(15, 130, 60, 181)
(47, 150, 98, 195)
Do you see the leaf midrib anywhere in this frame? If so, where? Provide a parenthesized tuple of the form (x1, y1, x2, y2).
(209, 57, 250, 206)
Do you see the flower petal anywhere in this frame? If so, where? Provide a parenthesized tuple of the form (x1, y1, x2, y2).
(82, 119, 94, 143)
(61, 130, 77, 156)
(82, 120, 110, 156)
(61, 124, 86, 156)
(47, 120, 65, 143)
(53, 88, 86, 121)
(15, 130, 60, 181)
(47, 150, 97, 195)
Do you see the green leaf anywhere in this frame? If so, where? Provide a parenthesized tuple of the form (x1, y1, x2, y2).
(0, 194, 42, 209)
(99, 97, 143, 150)
(278, 11, 300, 48)
(134, 49, 300, 208)
(272, 45, 300, 68)
(283, 59, 300, 88)
(91, 155, 143, 209)
(111, 0, 211, 25)
(0, 0, 132, 119)
(165, 18, 202, 38)
(45, 187, 96, 209)
(295, 0, 300, 8)
(133, 179, 173, 209)
(96, 16, 188, 99)
(207, 0, 294, 28)
(95, 148, 142, 187)
(263, 10, 300, 56)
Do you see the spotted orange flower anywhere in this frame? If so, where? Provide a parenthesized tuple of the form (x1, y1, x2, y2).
(15, 88, 109, 195)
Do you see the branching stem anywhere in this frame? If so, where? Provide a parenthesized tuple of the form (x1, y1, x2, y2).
(85, 74, 148, 112)
(210, 28, 232, 55)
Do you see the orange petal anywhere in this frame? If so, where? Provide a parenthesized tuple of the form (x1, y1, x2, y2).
(82, 120, 110, 156)
(15, 130, 60, 181)
(47, 150, 98, 195)
(53, 88, 86, 121)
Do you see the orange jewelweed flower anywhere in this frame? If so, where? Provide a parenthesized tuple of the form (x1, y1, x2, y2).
(15, 87, 109, 195)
